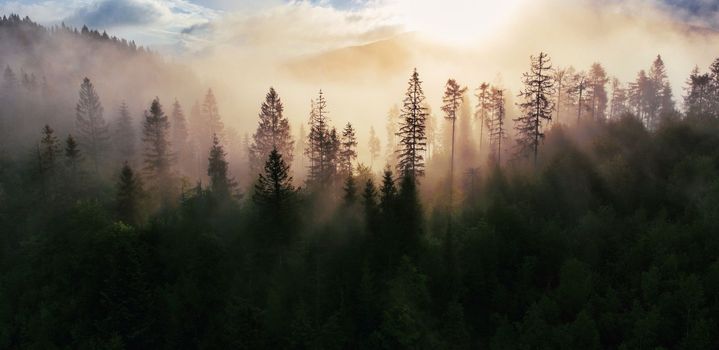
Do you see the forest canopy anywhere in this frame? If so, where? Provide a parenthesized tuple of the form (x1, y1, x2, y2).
(1, 13, 719, 349)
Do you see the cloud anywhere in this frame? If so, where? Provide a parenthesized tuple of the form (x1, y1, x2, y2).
(64, 0, 163, 27)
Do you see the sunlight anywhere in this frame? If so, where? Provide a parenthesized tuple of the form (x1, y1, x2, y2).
(389, 0, 524, 44)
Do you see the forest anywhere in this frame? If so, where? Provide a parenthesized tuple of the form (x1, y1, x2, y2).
(2, 13, 719, 349)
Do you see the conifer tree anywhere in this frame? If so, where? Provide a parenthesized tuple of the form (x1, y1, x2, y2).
(684, 66, 712, 119)
(202, 88, 224, 145)
(475, 82, 492, 152)
(609, 78, 629, 119)
(489, 88, 507, 165)
(647, 55, 669, 128)
(553, 68, 568, 124)
(250, 87, 294, 173)
(442, 78, 467, 199)
(170, 99, 190, 173)
(362, 178, 379, 227)
(397, 69, 428, 178)
(38, 125, 60, 199)
(64, 134, 82, 174)
(586, 63, 609, 121)
(515, 52, 555, 165)
(113, 101, 135, 163)
(629, 70, 650, 122)
(339, 122, 358, 177)
(207, 133, 236, 199)
(368, 126, 381, 170)
(305, 91, 336, 185)
(75, 77, 109, 172)
(116, 161, 144, 226)
(142, 98, 173, 181)
(253, 148, 296, 212)
(343, 174, 357, 206)
(379, 167, 397, 214)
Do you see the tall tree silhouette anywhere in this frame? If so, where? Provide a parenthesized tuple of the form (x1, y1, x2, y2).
(116, 161, 144, 226)
(475, 82, 492, 153)
(339, 122, 358, 177)
(75, 77, 108, 172)
(684, 66, 711, 119)
(397, 69, 428, 178)
(250, 87, 294, 174)
(489, 88, 507, 165)
(442, 78, 467, 204)
(368, 126, 381, 170)
(515, 52, 555, 165)
(38, 124, 60, 199)
(554, 68, 568, 124)
(202, 88, 224, 145)
(113, 101, 136, 164)
(64, 134, 82, 175)
(305, 91, 336, 185)
(254, 148, 296, 213)
(141, 98, 173, 188)
(609, 78, 629, 119)
(207, 133, 236, 199)
(587, 63, 608, 121)
(170, 99, 191, 175)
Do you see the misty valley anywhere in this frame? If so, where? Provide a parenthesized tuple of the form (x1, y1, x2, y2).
(2, 10, 719, 350)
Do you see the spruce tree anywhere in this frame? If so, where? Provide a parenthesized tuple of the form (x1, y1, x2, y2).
(253, 148, 296, 212)
(397, 69, 428, 178)
(379, 167, 397, 214)
(441, 78, 467, 203)
(609, 78, 629, 119)
(38, 125, 60, 199)
(474, 82, 492, 152)
(207, 133, 236, 199)
(362, 178, 378, 227)
(587, 63, 608, 121)
(202, 88, 224, 144)
(113, 101, 136, 164)
(170, 99, 190, 173)
(64, 134, 82, 174)
(141, 98, 173, 185)
(684, 66, 712, 119)
(339, 122, 358, 177)
(514, 52, 555, 165)
(305, 91, 336, 185)
(343, 174, 357, 206)
(250, 87, 294, 173)
(489, 88, 507, 165)
(116, 161, 144, 226)
(368, 126, 381, 170)
(647, 55, 669, 129)
(75, 77, 109, 172)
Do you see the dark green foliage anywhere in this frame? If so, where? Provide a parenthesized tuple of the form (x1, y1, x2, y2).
(207, 133, 236, 199)
(76, 77, 108, 172)
(116, 162, 144, 226)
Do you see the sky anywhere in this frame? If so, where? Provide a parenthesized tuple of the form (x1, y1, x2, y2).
(4, 0, 719, 164)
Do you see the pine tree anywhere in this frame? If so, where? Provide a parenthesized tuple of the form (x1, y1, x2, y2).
(379, 167, 397, 214)
(339, 122, 358, 177)
(343, 174, 357, 206)
(170, 99, 190, 174)
(368, 126, 381, 170)
(207, 133, 236, 199)
(475, 82, 492, 152)
(64, 134, 82, 174)
(202, 88, 224, 145)
(609, 78, 629, 119)
(116, 161, 144, 226)
(553, 68, 568, 124)
(684, 66, 712, 119)
(305, 91, 336, 185)
(38, 125, 60, 199)
(362, 178, 379, 228)
(515, 52, 555, 165)
(142, 98, 173, 180)
(489, 88, 507, 165)
(442, 78, 467, 202)
(253, 148, 296, 212)
(250, 87, 294, 173)
(113, 101, 136, 163)
(586, 63, 609, 121)
(629, 70, 650, 122)
(75, 77, 109, 172)
(397, 69, 428, 178)
(647, 55, 669, 129)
